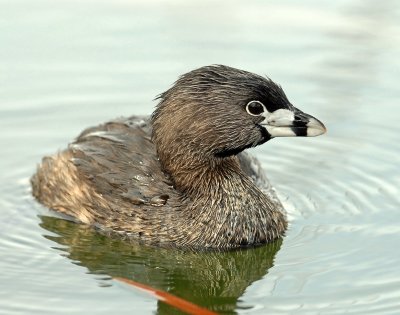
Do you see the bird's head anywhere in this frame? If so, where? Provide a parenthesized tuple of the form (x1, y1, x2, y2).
(152, 65, 326, 164)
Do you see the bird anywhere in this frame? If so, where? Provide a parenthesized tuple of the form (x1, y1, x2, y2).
(31, 65, 326, 249)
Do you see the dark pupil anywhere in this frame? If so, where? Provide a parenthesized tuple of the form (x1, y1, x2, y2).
(248, 102, 264, 115)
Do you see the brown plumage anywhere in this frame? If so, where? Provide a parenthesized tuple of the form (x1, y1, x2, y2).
(31, 65, 326, 249)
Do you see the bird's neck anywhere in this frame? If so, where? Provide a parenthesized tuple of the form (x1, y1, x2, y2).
(161, 153, 287, 248)
(166, 154, 241, 195)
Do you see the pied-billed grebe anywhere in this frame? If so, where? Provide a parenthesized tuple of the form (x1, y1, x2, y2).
(31, 65, 326, 249)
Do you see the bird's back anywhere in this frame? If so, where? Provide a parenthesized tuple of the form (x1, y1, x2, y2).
(32, 116, 182, 242)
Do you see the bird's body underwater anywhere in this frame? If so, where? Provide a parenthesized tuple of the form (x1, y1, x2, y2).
(31, 65, 326, 249)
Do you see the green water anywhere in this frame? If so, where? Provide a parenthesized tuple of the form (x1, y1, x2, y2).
(1, 0, 399, 314)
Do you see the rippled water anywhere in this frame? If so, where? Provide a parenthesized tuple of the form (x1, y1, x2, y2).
(1, 0, 399, 314)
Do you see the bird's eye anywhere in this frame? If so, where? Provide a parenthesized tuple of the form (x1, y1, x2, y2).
(246, 101, 265, 116)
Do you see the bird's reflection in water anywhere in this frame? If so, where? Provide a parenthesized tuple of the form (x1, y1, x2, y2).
(40, 215, 282, 314)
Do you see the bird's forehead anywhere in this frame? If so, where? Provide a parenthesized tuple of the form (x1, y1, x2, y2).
(247, 82, 290, 112)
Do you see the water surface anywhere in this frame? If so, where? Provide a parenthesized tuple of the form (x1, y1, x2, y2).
(1, 0, 399, 314)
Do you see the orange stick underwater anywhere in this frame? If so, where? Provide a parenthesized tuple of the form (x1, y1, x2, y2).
(114, 277, 218, 315)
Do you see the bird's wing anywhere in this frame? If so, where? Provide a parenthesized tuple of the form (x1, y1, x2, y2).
(61, 116, 181, 235)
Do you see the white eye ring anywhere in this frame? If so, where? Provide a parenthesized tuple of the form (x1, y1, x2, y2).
(246, 101, 266, 116)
